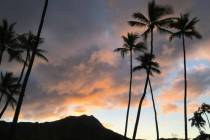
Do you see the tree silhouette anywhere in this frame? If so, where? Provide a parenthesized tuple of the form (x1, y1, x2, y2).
(0, 72, 20, 118)
(189, 111, 206, 135)
(133, 53, 160, 140)
(9, 0, 49, 140)
(0, 19, 23, 65)
(169, 13, 202, 139)
(198, 103, 210, 128)
(114, 32, 145, 137)
(0, 32, 47, 120)
(128, 1, 173, 139)
(17, 32, 48, 84)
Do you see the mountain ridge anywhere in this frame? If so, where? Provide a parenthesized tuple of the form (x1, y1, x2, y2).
(0, 115, 130, 140)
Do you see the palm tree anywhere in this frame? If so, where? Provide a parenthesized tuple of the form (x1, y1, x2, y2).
(9, 0, 49, 140)
(16, 32, 48, 84)
(133, 53, 160, 140)
(199, 103, 210, 128)
(169, 13, 202, 139)
(114, 33, 145, 137)
(0, 72, 20, 118)
(0, 19, 23, 65)
(189, 111, 206, 135)
(0, 32, 48, 119)
(128, 1, 174, 139)
(0, 31, 47, 119)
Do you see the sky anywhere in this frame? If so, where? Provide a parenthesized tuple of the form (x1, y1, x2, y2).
(0, 0, 210, 139)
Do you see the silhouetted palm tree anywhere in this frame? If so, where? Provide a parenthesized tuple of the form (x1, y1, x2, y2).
(17, 32, 48, 83)
(114, 33, 145, 137)
(199, 103, 210, 128)
(169, 13, 202, 139)
(189, 111, 206, 135)
(0, 32, 47, 119)
(133, 53, 160, 140)
(128, 1, 174, 139)
(0, 19, 23, 65)
(0, 72, 20, 118)
(9, 0, 49, 140)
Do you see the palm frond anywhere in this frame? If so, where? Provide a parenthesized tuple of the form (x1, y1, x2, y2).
(133, 65, 144, 72)
(134, 42, 146, 52)
(157, 25, 173, 34)
(148, 1, 173, 22)
(191, 29, 202, 39)
(151, 67, 161, 74)
(157, 17, 178, 28)
(169, 31, 182, 41)
(185, 17, 199, 30)
(141, 28, 151, 40)
(36, 49, 48, 62)
(114, 47, 128, 58)
(128, 21, 147, 27)
(132, 12, 149, 24)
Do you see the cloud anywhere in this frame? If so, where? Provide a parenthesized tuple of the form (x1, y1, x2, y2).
(158, 67, 210, 115)
(161, 103, 199, 115)
(159, 67, 210, 103)
(162, 103, 179, 114)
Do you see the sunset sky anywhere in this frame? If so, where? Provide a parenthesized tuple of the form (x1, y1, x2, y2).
(1, 0, 210, 139)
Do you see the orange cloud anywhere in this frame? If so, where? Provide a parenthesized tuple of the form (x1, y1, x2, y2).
(162, 103, 179, 114)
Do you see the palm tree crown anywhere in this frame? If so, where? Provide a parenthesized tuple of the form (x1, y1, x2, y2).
(0, 19, 23, 64)
(170, 13, 202, 41)
(128, 1, 174, 40)
(200, 103, 210, 113)
(133, 53, 160, 75)
(17, 32, 48, 64)
(189, 111, 206, 134)
(0, 72, 20, 109)
(114, 32, 146, 57)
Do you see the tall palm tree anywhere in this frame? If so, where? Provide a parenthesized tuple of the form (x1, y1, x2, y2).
(169, 13, 202, 139)
(128, 1, 174, 139)
(0, 72, 20, 118)
(133, 53, 160, 140)
(114, 32, 146, 137)
(9, 0, 49, 140)
(189, 111, 206, 135)
(0, 19, 23, 65)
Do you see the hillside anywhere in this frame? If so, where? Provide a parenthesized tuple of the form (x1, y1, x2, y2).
(0, 115, 130, 140)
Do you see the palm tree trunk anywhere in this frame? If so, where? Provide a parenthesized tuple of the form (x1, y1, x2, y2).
(132, 27, 154, 140)
(149, 78, 159, 140)
(182, 35, 188, 140)
(124, 48, 133, 137)
(18, 50, 30, 84)
(9, 1, 48, 140)
(0, 99, 10, 118)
